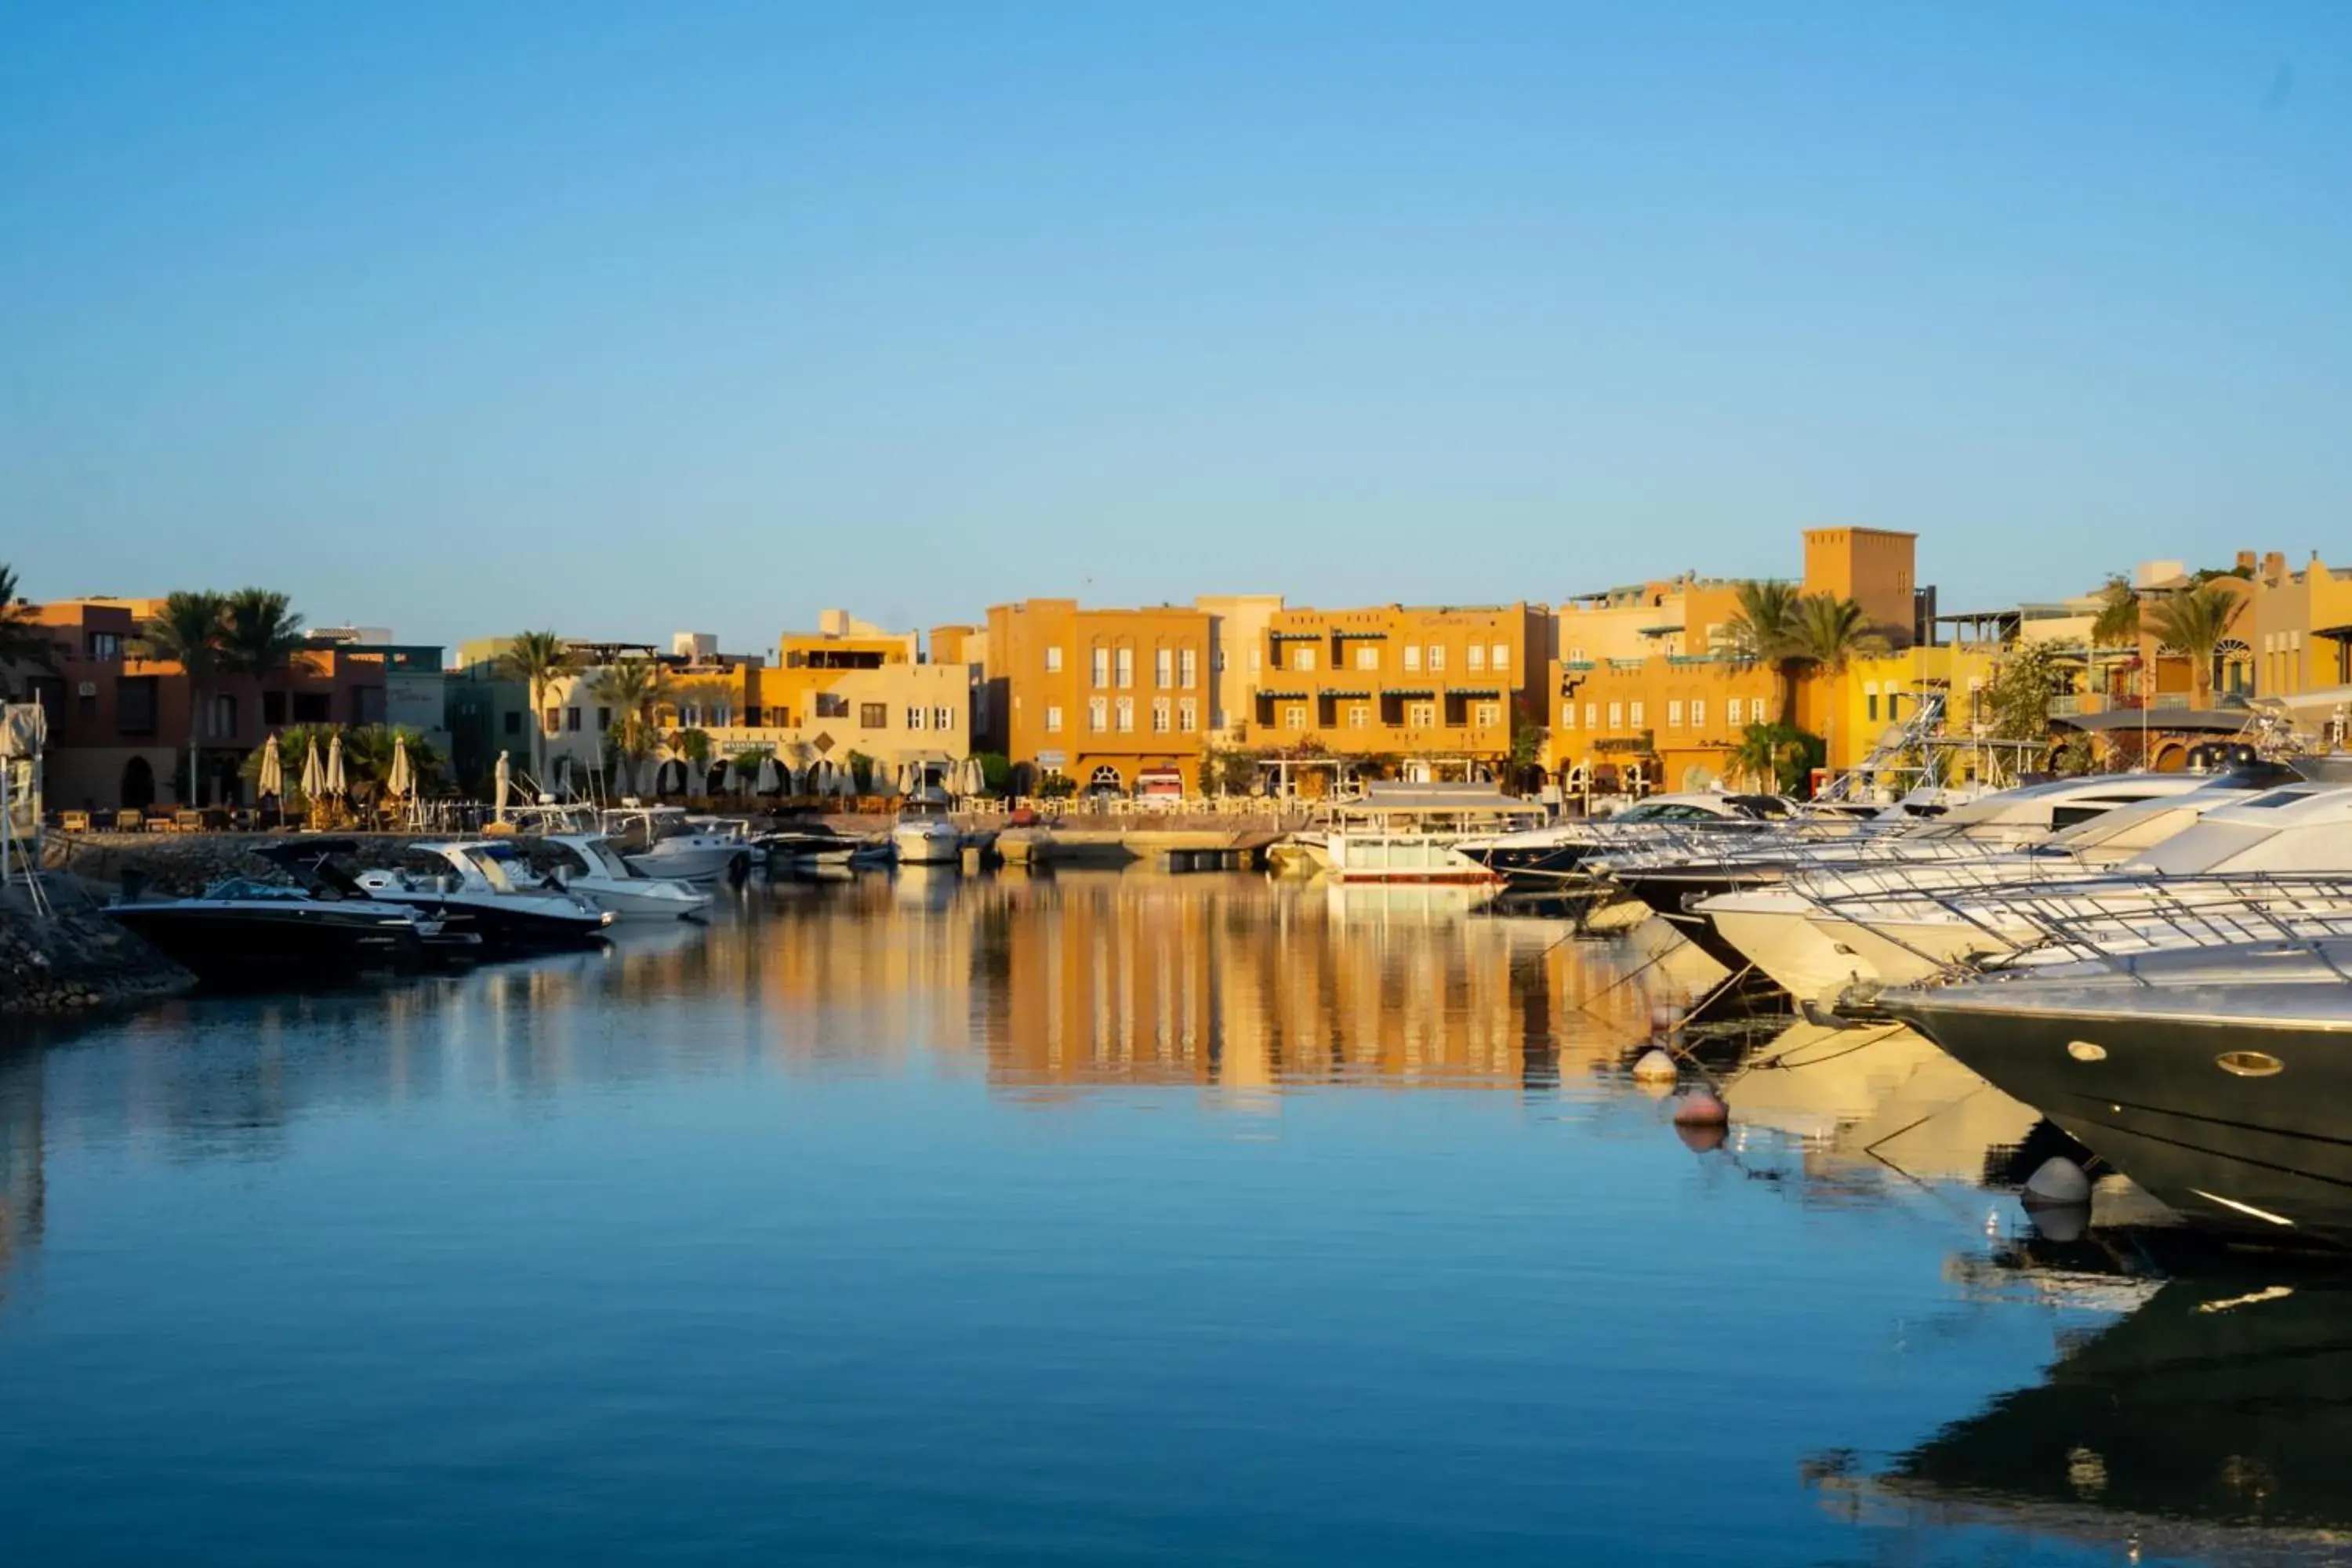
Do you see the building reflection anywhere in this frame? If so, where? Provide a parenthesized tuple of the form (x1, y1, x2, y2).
(0, 1045, 42, 1301)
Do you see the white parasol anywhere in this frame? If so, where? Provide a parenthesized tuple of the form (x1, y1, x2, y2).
(325, 731, 347, 799)
(755, 753, 781, 796)
(493, 750, 512, 822)
(301, 736, 325, 808)
(388, 733, 414, 799)
(259, 733, 285, 810)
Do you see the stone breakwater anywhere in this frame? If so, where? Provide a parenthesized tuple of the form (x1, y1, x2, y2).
(0, 891, 194, 1016)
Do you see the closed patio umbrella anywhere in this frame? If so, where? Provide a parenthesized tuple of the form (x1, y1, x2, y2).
(831, 764, 856, 800)
(258, 734, 284, 818)
(493, 750, 512, 822)
(716, 758, 737, 797)
(300, 737, 325, 811)
(325, 732, 347, 800)
(388, 733, 414, 800)
(755, 753, 781, 796)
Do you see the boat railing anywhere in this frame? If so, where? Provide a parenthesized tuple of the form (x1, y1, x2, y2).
(1833, 872, 2352, 984)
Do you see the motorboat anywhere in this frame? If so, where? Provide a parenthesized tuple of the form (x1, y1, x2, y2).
(1461, 791, 1792, 882)
(604, 808, 757, 884)
(539, 833, 713, 921)
(1602, 774, 2220, 972)
(1880, 930, 2352, 1243)
(1704, 771, 2289, 1001)
(350, 840, 613, 949)
(1313, 783, 1546, 884)
(891, 786, 963, 867)
(107, 876, 460, 981)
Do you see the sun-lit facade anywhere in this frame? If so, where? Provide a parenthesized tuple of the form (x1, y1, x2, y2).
(982, 599, 1214, 793)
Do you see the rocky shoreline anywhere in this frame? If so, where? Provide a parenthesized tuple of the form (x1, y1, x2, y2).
(0, 887, 195, 1017)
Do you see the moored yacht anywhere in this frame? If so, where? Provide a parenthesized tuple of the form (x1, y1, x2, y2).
(891, 786, 963, 866)
(107, 876, 456, 981)
(1316, 783, 1546, 884)
(352, 840, 613, 949)
(604, 808, 757, 884)
(1461, 791, 1791, 881)
(539, 833, 713, 921)
(1881, 929, 2352, 1243)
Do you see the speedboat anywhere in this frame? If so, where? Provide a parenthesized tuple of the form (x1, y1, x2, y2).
(1605, 774, 2218, 973)
(1704, 771, 2288, 1002)
(107, 876, 460, 981)
(1461, 791, 1791, 881)
(539, 833, 713, 921)
(891, 786, 963, 866)
(352, 840, 613, 949)
(604, 808, 757, 884)
(1881, 932, 2352, 1243)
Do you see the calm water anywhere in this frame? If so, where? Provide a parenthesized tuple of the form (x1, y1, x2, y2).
(0, 871, 2340, 1566)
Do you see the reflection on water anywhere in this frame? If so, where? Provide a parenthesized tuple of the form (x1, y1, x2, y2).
(0, 869, 2314, 1567)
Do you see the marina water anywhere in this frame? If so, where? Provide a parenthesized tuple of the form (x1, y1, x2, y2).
(0, 872, 2328, 1566)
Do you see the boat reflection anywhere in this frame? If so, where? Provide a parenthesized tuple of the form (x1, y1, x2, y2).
(1820, 1235, 2352, 1563)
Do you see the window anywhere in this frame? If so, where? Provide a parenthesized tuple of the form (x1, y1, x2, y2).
(1584, 702, 1596, 729)
(935, 706, 954, 730)
(502, 710, 522, 736)
(860, 702, 888, 728)
(1608, 702, 1623, 730)
(1180, 648, 1196, 688)
(1569, 646, 1585, 663)
(1178, 699, 1197, 732)
(1294, 644, 1316, 672)
(1468, 644, 1486, 673)
(1403, 645, 1421, 673)
(1355, 644, 1378, 671)
(816, 692, 850, 719)
(597, 706, 612, 732)
(1285, 704, 1307, 730)
(1045, 645, 1063, 673)
(1629, 701, 1645, 728)
(1491, 643, 1509, 672)
(1559, 702, 1575, 730)
(1248, 647, 1261, 676)
(87, 632, 122, 660)
(1046, 705, 1064, 734)
(1156, 648, 1173, 688)
(205, 693, 238, 739)
(710, 704, 731, 728)
(1668, 700, 1684, 730)
(906, 706, 927, 730)
(1407, 701, 1436, 728)
(1115, 697, 1134, 732)
(1473, 701, 1501, 728)
(1728, 698, 1745, 727)
(1427, 644, 1445, 673)
(263, 690, 288, 725)
(1116, 648, 1134, 688)
(1152, 698, 1171, 732)
(1092, 648, 1110, 688)
(76, 688, 96, 722)
(1088, 698, 1107, 732)
(1691, 699, 1705, 731)
(565, 706, 582, 732)
(1867, 691, 1880, 722)
(1347, 704, 1369, 729)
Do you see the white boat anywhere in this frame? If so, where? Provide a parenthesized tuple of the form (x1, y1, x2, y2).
(540, 833, 713, 921)
(604, 808, 757, 883)
(353, 840, 613, 949)
(892, 787, 963, 866)
(1316, 783, 1545, 884)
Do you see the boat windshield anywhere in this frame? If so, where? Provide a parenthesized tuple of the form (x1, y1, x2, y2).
(461, 848, 520, 892)
(203, 877, 315, 902)
(581, 839, 636, 878)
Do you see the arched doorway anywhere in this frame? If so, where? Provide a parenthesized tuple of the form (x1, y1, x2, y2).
(1087, 764, 1125, 796)
(121, 757, 156, 810)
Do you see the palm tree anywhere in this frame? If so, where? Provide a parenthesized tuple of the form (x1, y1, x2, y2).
(499, 630, 575, 791)
(0, 564, 53, 696)
(2089, 574, 2140, 647)
(220, 588, 308, 707)
(1784, 593, 1889, 768)
(135, 590, 230, 806)
(2146, 581, 2246, 710)
(1724, 579, 1806, 723)
(592, 658, 666, 771)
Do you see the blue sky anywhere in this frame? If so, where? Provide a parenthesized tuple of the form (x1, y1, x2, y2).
(5, 2, 2348, 655)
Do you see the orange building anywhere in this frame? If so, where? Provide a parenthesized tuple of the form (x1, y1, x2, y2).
(1545, 528, 1926, 793)
(20, 597, 392, 811)
(982, 599, 1213, 793)
(1231, 603, 1547, 786)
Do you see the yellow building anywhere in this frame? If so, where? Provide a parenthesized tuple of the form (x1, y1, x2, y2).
(2250, 550, 2352, 698)
(982, 598, 1214, 793)
(1231, 602, 1548, 786)
(1546, 527, 1931, 793)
